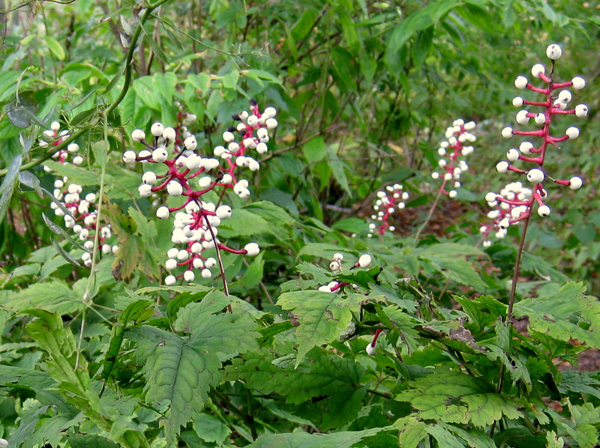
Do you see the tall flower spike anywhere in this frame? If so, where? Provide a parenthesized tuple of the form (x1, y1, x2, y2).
(125, 100, 277, 284)
(44, 127, 117, 265)
(431, 119, 477, 199)
(367, 184, 409, 237)
(490, 44, 585, 236)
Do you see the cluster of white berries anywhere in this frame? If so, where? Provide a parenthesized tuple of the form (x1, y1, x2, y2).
(40, 121, 83, 171)
(41, 124, 117, 266)
(367, 184, 409, 237)
(431, 119, 476, 199)
(124, 100, 276, 285)
(490, 44, 585, 234)
(480, 182, 534, 247)
(317, 252, 372, 293)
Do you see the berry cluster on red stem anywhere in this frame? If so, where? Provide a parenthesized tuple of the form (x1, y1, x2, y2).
(485, 44, 585, 243)
(123, 100, 277, 284)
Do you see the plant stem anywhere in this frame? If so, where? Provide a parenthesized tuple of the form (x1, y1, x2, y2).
(490, 211, 531, 437)
(413, 179, 446, 245)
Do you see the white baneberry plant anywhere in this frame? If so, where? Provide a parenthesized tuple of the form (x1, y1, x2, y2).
(124, 99, 277, 285)
(492, 44, 585, 229)
(413, 119, 476, 243)
(367, 184, 408, 237)
(42, 122, 117, 266)
(430, 119, 477, 199)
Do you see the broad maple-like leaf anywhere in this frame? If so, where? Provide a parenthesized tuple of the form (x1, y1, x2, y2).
(396, 368, 524, 427)
(127, 326, 221, 444)
(514, 282, 600, 348)
(277, 291, 365, 365)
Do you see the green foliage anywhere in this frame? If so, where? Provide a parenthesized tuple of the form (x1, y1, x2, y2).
(0, 0, 599, 446)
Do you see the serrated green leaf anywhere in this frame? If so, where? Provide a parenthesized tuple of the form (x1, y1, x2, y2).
(174, 298, 260, 361)
(127, 325, 222, 444)
(277, 291, 365, 365)
(395, 416, 428, 448)
(557, 402, 600, 448)
(1, 280, 83, 314)
(102, 300, 154, 381)
(227, 348, 367, 429)
(227, 348, 363, 404)
(396, 369, 524, 427)
(25, 310, 91, 402)
(514, 282, 600, 348)
(248, 427, 385, 448)
(193, 414, 231, 444)
(68, 435, 120, 448)
(279, 262, 333, 292)
(44, 160, 100, 187)
(128, 206, 157, 239)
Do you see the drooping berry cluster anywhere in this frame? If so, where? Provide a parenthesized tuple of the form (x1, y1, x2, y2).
(50, 180, 117, 264)
(40, 121, 83, 170)
(122, 100, 277, 285)
(490, 44, 585, 231)
(317, 252, 373, 293)
(479, 182, 533, 247)
(41, 122, 117, 266)
(367, 184, 409, 237)
(431, 119, 476, 199)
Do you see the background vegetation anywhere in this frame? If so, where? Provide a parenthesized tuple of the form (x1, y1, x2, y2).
(0, 0, 600, 447)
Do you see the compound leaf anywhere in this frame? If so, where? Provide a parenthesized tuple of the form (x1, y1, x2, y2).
(127, 325, 222, 444)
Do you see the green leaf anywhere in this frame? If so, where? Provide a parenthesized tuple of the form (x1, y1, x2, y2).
(248, 427, 385, 448)
(2, 280, 83, 314)
(298, 243, 355, 260)
(395, 416, 428, 448)
(24, 310, 102, 423)
(127, 325, 222, 444)
(330, 46, 357, 93)
(0, 154, 22, 225)
(102, 300, 154, 381)
(174, 294, 260, 361)
(514, 282, 600, 349)
(227, 348, 367, 429)
(290, 8, 318, 43)
(302, 135, 327, 166)
(277, 291, 365, 365)
(128, 206, 157, 239)
(188, 73, 211, 93)
(242, 69, 282, 86)
(557, 403, 600, 448)
(193, 414, 231, 444)
(7, 91, 38, 128)
(416, 243, 485, 258)
(43, 160, 100, 187)
(396, 368, 524, 427)
(43, 36, 66, 60)
(92, 141, 108, 169)
(133, 77, 161, 110)
(337, 8, 361, 54)
(68, 435, 119, 448)
(222, 69, 239, 89)
(385, 0, 459, 71)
